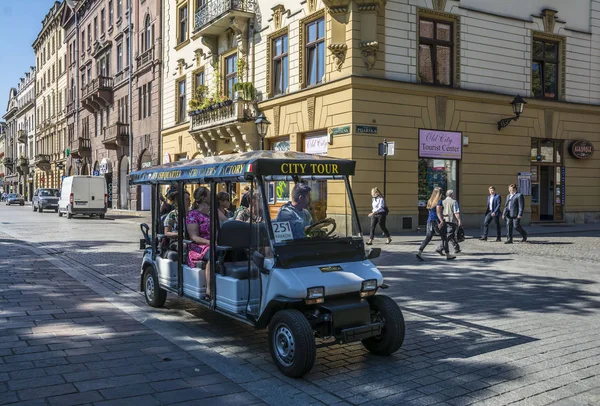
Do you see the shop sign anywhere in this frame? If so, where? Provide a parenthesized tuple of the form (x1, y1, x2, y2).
(569, 140, 594, 160)
(356, 125, 378, 134)
(418, 129, 462, 160)
(329, 126, 350, 136)
(305, 134, 329, 156)
(561, 167, 566, 205)
(99, 158, 113, 175)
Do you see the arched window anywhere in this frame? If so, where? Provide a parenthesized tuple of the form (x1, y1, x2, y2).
(144, 15, 151, 51)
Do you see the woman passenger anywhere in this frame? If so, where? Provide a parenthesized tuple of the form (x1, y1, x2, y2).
(186, 186, 212, 300)
(416, 187, 455, 261)
(216, 191, 232, 223)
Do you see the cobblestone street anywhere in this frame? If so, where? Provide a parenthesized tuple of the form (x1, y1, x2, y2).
(1, 205, 600, 405)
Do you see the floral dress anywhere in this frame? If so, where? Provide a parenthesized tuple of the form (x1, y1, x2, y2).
(186, 209, 211, 268)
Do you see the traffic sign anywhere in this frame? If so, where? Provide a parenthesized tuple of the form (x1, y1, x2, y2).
(93, 170, 100, 176)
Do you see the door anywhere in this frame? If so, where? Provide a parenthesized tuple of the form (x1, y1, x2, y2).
(72, 178, 91, 208)
(539, 166, 554, 221)
(88, 178, 106, 209)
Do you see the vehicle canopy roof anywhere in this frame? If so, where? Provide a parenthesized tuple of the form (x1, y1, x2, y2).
(129, 151, 356, 185)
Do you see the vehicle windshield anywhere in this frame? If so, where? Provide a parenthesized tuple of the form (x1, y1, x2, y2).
(39, 189, 59, 197)
(8, 194, 17, 198)
(263, 176, 361, 244)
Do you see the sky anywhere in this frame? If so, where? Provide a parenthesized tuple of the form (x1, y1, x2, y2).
(0, 0, 58, 118)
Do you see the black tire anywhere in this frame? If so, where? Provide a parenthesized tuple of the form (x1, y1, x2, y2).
(143, 267, 167, 307)
(55, 208, 59, 213)
(361, 295, 405, 356)
(20, 203, 24, 206)
(67, 212, 73, 219)
(58, 210, 63, 217)
(39, 207, 43, 213)
(33, 204, 36, 212)
(99, 214, 105, 219)
(268, 309, 316, 378)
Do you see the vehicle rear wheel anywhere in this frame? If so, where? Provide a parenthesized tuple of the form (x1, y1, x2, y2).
(143, 267, 167, 307)
(361, 295, 405, 356)
(99, 214, 105, 219)
(268, 309, 316, 378)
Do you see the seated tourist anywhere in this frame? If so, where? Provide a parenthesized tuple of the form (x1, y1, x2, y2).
(186, 186, 212, 300)
(163, 189, 191, 242)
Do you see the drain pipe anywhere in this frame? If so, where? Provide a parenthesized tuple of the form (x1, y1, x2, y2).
(127, 0, 133, 210)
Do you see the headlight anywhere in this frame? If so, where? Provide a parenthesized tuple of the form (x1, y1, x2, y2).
(360, 279, 378, 297)
(305, 286, 325, 304)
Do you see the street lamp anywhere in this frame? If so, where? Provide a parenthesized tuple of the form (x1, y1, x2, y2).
(497, 95, 527, 131)
(255, 112, 271, 150)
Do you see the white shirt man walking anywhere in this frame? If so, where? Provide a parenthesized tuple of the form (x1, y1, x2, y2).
(436, 190, 462, 255)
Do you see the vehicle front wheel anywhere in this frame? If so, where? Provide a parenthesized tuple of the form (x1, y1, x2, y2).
(362, 295, 405, 356)
(268, 309, 316, 378)
(143, 267, 167, 307)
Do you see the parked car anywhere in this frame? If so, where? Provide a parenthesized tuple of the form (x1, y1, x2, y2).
(33, 188, 60, 213)
(58, 176, 107, 219)
(5, 193, 24, 206)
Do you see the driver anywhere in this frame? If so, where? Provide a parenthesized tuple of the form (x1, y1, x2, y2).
(275, 183, 314, 239)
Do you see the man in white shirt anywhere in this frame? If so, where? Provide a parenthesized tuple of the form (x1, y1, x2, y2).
(436, 190, 462, 255)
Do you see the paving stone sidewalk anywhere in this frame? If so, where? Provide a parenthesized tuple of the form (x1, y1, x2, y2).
(0, 236, 263, 406)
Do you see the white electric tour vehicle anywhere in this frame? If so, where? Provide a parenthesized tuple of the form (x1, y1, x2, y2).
(131, 151, 405, 377)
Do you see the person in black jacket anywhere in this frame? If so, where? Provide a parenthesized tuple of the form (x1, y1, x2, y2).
(502, 184, 528, 244)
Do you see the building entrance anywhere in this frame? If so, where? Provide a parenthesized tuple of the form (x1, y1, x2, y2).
(531, 139, 564, 222)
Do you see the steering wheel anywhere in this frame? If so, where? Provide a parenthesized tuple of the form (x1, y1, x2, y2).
(305, 218, 337, 238)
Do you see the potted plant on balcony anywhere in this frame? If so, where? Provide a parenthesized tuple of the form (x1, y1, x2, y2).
(233, 57, 255, 102)
(189, 85, 208, 113)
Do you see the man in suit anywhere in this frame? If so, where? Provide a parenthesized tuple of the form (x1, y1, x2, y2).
(502, 183, 528, 244)
(480, 186, 502, 241)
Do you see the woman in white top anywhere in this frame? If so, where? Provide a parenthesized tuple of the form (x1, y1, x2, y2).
(367, 187, 391, 245)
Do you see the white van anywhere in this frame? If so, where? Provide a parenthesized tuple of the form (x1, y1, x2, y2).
(58, 176, 108, 219)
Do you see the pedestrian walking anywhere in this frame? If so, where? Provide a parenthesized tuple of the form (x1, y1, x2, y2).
(502, 183, 528, 244)
(480, 186, 502, 241)
(367, 187, 391, 245)
(436, 190, 462, 255)
(416, 187, 456, 261)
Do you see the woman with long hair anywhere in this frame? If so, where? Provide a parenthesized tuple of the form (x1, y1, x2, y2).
(216, 191, 232, 223)
(367, 187, 391, 245)
(186, 186, 212, 299)
(417, 187, 455, 261)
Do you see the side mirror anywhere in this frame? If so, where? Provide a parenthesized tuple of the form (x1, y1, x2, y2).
(252, 250, 265, 270)
(367, 248, 381, 260)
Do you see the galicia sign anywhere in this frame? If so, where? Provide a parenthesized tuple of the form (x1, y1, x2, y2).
(569, 140, 594, 160)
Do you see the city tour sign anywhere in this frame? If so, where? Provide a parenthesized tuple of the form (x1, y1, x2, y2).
(418, 129, 462, 160)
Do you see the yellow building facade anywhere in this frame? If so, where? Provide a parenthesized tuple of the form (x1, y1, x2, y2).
(161, 0, 600, 231)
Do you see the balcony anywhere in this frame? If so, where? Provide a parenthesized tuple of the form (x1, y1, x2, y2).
(81, 76, 114, 113)
(70, 137, 91, 158)
(66, 100, 75, 116)
(102, 122, 129, 150)
(193, 0, 255, 37)
(189, 99, 260, 154)
(34, 154, 51, 171)
(17, 130, 27, 144)
(136, 47, 154, 70)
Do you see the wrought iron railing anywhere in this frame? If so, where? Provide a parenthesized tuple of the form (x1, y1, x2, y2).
(189, 99, 256, 132)
(194, 0, 256, 32)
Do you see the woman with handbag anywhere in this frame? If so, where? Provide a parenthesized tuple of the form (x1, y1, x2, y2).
(417, 187, 456, 261)
(367, 187, 392, 245)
